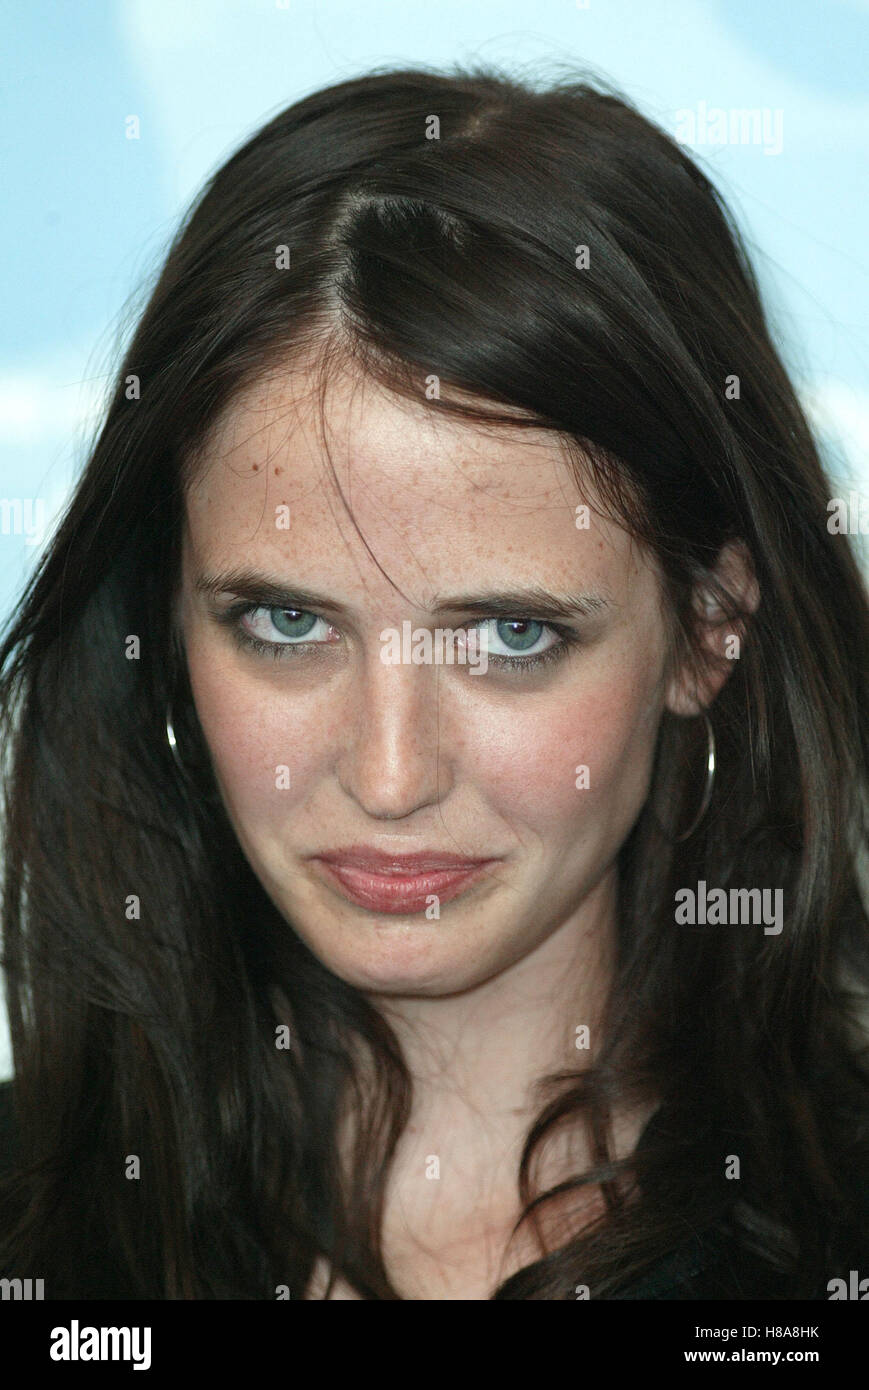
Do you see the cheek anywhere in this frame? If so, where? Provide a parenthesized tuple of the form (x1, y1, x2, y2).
(463, 670, 660, 841)
(184, 640, 328, 826)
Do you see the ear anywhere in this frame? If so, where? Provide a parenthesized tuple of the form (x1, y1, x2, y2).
(665, 539, 760, 717)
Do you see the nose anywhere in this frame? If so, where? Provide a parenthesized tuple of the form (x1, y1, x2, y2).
(335, 650, 452, 820)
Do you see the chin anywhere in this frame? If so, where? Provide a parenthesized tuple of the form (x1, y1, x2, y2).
(307, 924, 498, 998)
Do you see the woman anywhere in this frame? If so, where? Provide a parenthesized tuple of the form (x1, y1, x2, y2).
(0, 65, 867, 1300)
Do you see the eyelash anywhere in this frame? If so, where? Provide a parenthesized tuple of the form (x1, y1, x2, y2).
(215, 602, 580, 674)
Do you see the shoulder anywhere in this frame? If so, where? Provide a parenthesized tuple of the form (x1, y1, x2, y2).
(613, 1181, 869, 1300)
(623, 1105, 869, 1299)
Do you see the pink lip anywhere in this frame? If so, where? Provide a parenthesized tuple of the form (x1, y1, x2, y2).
(310, 847, 499, 914)
(315, 846, 494, 872)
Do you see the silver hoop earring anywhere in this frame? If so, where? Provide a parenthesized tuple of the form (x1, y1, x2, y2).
(166, 702, 186, 774)
(653, 710, 716, 843)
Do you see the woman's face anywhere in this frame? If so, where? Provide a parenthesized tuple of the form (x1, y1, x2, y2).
(178, 360, 689, 996)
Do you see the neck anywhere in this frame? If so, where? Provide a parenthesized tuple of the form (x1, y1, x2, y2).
(371, 865, 616, 1118)
(357, 866, 634, 1237)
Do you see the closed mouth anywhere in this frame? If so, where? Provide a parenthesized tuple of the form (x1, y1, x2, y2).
(308, 849, 500, 914)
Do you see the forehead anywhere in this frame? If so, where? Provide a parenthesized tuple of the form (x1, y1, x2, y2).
(182, 358, 652, 605)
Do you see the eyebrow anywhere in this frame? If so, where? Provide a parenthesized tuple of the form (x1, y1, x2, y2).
(195, 567, 614, 622)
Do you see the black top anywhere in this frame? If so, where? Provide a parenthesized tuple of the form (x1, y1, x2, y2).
(0, 1080, 15, 1180)
(0, 1077, 860, 1299)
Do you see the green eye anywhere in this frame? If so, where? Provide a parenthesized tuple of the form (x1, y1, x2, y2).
(221, 604, 336, 659)
(269, 608, 319, 639)
(490, 619, 546, 653)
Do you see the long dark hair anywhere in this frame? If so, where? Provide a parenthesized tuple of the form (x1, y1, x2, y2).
(1, 64, 867, 1299)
